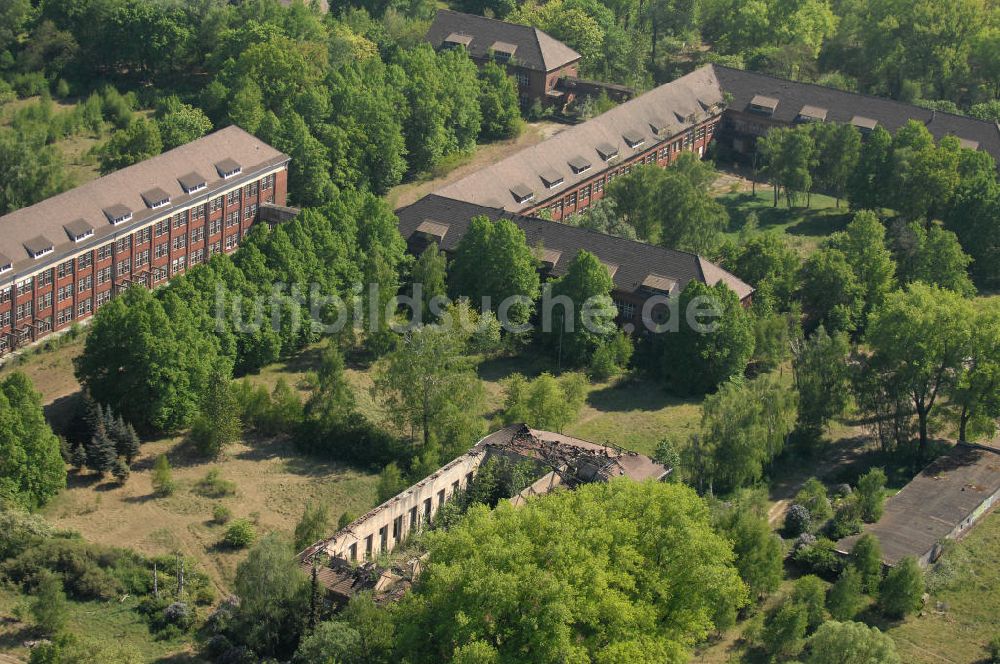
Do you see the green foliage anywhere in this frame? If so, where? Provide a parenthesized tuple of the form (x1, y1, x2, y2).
(193, 468, 236, 498)
(0, 372, 66, 508)
(155, 97, 212, 150)
(0, 125, 70, 216)
(658, 280, 755, 395)
(213, 504, 233, 525)
(190, 370, 242, 459)
(293, 501, 329, 551)
(543, 250, 618, 368)
(410, 243, 448, 321)
(855, 468, 887, 522)
(588, 331, 634, 381)
(792, 575, 829, 632)
(861, 283, 976, 454)
(373, 323, 486, 455)
(715, 501, 784, 599)
(785, 504, 812, 537)
(762, 599, 808, 659)
(31, 570, 68, 636)
(393, 481, 748, 662)
(653, 438, 681, 479)
(893, 222, 976, 297)
(729, 232, 800, 312)
(793, 538, 844, 578)
(793, 327, 851, 442)
(804, 621, 900, 664)
(829, 496, 862, 539)
(798, 247, 864, 335)
(223, 518, 257, 549)
(377, 462, 408, 503)
(795, 478, 833, 526)
(760, 125, 816, 207)
(849, 534, 883, 594)
(827, 567, 865, 621)
(221, 534, 309, 659)
(98, 117, 162, 173)
(696, 373, 797, 492)
(448, 215, 541, 327)
(477, 60, 521, 141)
(878, 556, 925, 619)
(150, 454, 174, 497)
(826, 210, 897, 320)
(501, 371, 588, 432)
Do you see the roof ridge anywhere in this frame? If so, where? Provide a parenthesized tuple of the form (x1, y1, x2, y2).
(710, 64, 997, 130)
(437, 8, 534, 34)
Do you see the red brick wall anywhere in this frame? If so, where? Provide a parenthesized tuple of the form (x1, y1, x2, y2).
(0, 165, 289, 355)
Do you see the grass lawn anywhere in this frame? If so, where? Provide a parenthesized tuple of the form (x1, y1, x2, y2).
(886, 510, 1000, 664)
(716, 188, 854, 256)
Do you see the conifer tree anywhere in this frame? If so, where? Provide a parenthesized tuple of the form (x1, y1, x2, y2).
(71, 444, 88, 471)
(88, 424, 118, 476)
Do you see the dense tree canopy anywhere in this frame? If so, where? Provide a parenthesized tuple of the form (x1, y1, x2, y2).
(393, 480, 748, 662)
(0, 373, 65, 508)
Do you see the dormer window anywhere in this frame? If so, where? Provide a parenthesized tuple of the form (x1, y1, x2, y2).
(749, 94, 779, 116)
(797, 105, 827, 123)
(64, 218, 94, 243)
(958, 137, 980, 150)
(415, 219, 449, 242)
(141, 187, 171, 209)
(850, 116, 878, 134)
(491, 41, 517, 64)
(443, 33, 472, 50)
(641, 273, 677, 294)
(568, 156, 591, 174)
(215, 158, 242, 179)
(539, 169, 564, 189)
(623, 130, 645, 149)
(103, 204, 132, 225)
(0, 253, 11, 274)
(649, 118, 671, 137)
(178, 172, 207, 194)
(510, 184, 534, 204)
(24, 236, 54, 259)
(596, 142, 619, 161)
(539, 248, 562, 269)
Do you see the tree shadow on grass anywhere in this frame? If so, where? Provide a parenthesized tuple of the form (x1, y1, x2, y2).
(785, 210, 852, 238)
(585, 378, 693, 414)
(476, 353, 553, 383)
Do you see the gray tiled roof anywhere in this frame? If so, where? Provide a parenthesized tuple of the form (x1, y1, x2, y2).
(435, 66, 724, 210)
(714, 65, 1000, 161)
(425, 9, 581, 72)
(0, 126, 288, 275)
(140, 187, 171, 207)
(63, 218, 94, 240)
(397, 194, 753, 301)
(178, 171, 207, 192)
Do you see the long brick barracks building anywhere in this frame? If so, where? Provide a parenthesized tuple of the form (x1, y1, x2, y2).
(433, 64, 1000, 221)
(0, 126, 289, 357)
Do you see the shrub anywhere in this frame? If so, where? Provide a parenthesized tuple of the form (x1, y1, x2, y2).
(987, 634, 1000, 663)
(879, 556, 924, 619)
(762, 600, 808, 659)
(827, 566, 864, 621)
(151, 455, 174, 497)
(213, 504, 233, 525)
(194, 469, 236, 498)
(223, 519, 256, 549)
(785, 504, 812, 536)
(828, 497, 862, 539)
(849, 533, 883, 594)
(792, 537, 843, 578)
(791, 575, 828, 632)
(112, 458, 130, 484)
(163, 602, 194, 630)
(856, 468, 887, 522)
(795, 478, 833, 525)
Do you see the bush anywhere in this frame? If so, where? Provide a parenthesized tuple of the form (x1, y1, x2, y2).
(213, 504, 233, 525)
(828, 497, 862, 539)
(795, 478, 833, 525)
(194, 469, 236, 498)
(223, 519, 256, 549)
(163, 602, 194, 630)
(785, 504, 812, 537)
(151, 455, 174, 497)
(856, 468, 887, 523)
(792, 537, 844, 578)
(879, 556, 924, 619)
(987, 634, 1000, 663)
(588, 332, 633, 381)
(849, 534, 883, 594)
(112, 458, 130, 484)
(827, 566, 864, 621)
(762, 600, 808, 659)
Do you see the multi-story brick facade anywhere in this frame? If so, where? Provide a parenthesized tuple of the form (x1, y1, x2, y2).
(426, 9, 582, 107)
(0, 126, 290, 357)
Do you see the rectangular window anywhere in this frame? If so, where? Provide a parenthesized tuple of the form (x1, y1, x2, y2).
(209, 241, 221, 256)
(35, 270, 52, 288)
(0, 287, 9, 304)
(115, 236, 130, 254)
(57, 285, 70, 303)
(173, 212, 186, 229)
(57, 260, 74, 279)
(96, 290, 112, 307)
(134, 250, 149, 268)
(190, 227, 204, 243)
(77, 253, 92, 270)
(16, 278, 32, 297)
(170, 256, 186, 275)
(226, 190, 240, 206)
(155, 220, 169, 237)
(244, 204, 257, 220)
(209, 219, 222, 235)
(225, 234, 237, 251)
(210, 196, 224, 213)
(225, 210, 239, 228)
(567, 192, 577, 206)
(97, 244, 113, 261)
(77, 300, 92, 317)
(261, 174, 274, 190)
(116, 258, 131, 277)
(57, 307, 73, 326)
(0, 310, 10, 328)
(16, 301, 32, 321)
(36, 292, 52, 311)
(135, 227, 150, 244)
(581, 184, 591, 199)
(77, 275, 92, 293)
(155, 242, 168, 259)
(96, 267, 112, 286)
(37, 316, 51, 333)
(516, 71, 529, 87)
(595, 179, 604, 194)
(190, 248, 205, 265)
(172, 236, 186, 251)
(191, 205, 205, 220)
(245, 182, 258, 197)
